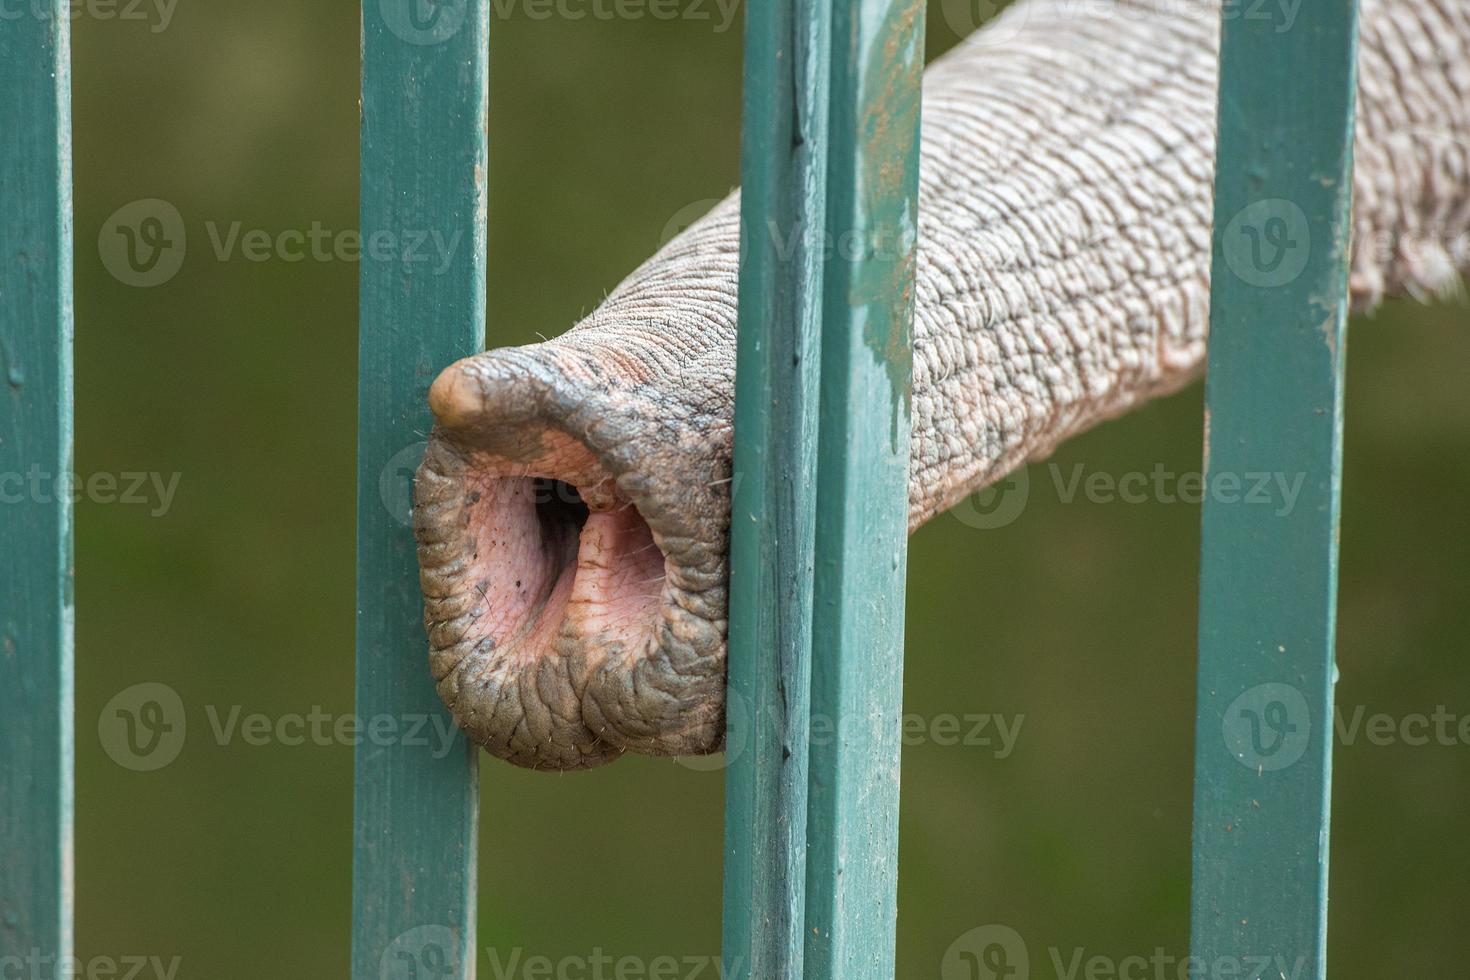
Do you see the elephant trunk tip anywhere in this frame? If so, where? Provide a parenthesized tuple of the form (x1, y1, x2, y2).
(413, 344, 728, 771)
(427, 360, 486, 431)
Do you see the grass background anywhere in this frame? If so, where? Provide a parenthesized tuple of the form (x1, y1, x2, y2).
(69, 0, 1468, 976)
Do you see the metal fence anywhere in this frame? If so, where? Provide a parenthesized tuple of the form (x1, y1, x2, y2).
(1, 0, 1358, 977)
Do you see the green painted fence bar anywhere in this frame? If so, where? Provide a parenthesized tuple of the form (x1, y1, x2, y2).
(721, 0, 831, 973)
(803, 0, 924, 975)
(725, 0, 924, 971)
(0, 2, 75, 970)
(353, 2, 488, 977)
(1191, 2, 1360, 976)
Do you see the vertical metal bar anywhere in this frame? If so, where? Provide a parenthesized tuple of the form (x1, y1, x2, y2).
(803, 0, 923, 974)
(353, 2, 486, 977)
(0, 1, 75, 970)
(721, 0, 830, 973)
(1191, 3, 1360, 977)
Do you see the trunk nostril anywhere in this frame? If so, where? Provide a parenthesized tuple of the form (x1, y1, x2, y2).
(416, 347, 728, 767)
(531, 478, 590, 544)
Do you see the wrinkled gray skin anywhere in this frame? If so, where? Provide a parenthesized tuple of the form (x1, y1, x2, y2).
(415, 0, 1469, 770)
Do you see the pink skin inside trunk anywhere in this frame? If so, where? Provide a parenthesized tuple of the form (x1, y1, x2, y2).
(459, 440, 667, 683)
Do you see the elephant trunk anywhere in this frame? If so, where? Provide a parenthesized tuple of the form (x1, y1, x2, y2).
(415, 201, 741, 769)
(416, 0, 1469, 771)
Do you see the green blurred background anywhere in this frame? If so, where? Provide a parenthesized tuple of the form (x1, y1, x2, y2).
(70, 0, 1467, 976)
